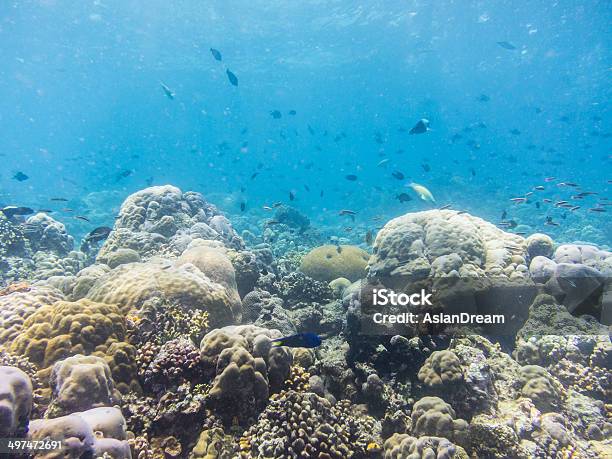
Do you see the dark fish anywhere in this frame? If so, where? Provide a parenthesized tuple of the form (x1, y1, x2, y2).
(497, 41, 517, 50)
(438, 204, 452, 210)
(288, 110, 297, 116)
(13, 172, 29, 181)
(270, 110, 282, 119)
(339, 209, 356, 221)
(409, 118, 430, 135)
(84, 226, 112, 243)
(365, 230, 373, 245)
(336, 245, 342, 254)
(145, 177, 154, 186)
(345, 174, 358, 181)
(421, 163, 431, 172)
(271, 332, 322, 348)
(75, 215, 90, 222)
(210, 48, 222, 61)
(50, 198, 69, 202)
(536, 202, 541, 209)
(391, 171, 405, 180)
(37, 209, 53, 213)
(1, 206, 34, 218)
(226, 69, 238, 86)
(307, 125, 315, 135)
(470, 168, 476, 177)
(289, 191, 295, 201)
(501, 210, 507, 220)
(477, 94, 490, 102)
(510, 129, 521, 135)
(397, 193, 412, 203)
(240, 202, 246, 212)
(160, 82, 175, 100)
(534, 186, 545, 191)
(589, 207, 606, 213)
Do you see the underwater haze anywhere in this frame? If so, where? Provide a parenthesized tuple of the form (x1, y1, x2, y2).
(1, 0, 611, 244)
(1, 2, 612, 459)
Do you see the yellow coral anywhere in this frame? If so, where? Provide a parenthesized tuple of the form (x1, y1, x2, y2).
(300, 245, 370, 282)
(8, 298, 140, 395)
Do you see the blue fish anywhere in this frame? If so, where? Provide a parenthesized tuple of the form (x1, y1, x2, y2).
(210, 48, 222, 61)
(13, 171, 29, 181)
(271, 332, 322, 348)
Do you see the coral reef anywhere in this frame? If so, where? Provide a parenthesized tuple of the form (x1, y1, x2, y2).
(0, 366, 32, 437)
(86, 258, 239, 326)
(200, 325, 292, 424)
(240, 390, 381, 458)
(1, 187, 610, 458)
(300, 244, 370, 282)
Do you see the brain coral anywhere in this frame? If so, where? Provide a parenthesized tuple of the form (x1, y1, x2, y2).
(8, 299, 139, 395)
(368, 210, 528, 284)
(86, 258, 239, 326)
(0, 285, 65, 345)
(240, 390, 380, 458)
(200, 325, 292, 424)
(97, 185, 243, 262)
(47, 355, 121, 417)
(418, 350, 464, 387)
(300, 245, 370, 282)
(411, 396, 470, 449)
(0, 366, 32, 437)
(383, 433, 469, 459)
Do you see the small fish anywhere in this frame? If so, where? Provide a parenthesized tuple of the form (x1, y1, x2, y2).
(288, 110, 297, 116)
(588, 207, 606, 213)
(534, 186, 545, 191)
(510, 197, 527, 203)
(12, 172, 29, 181)
(1, 206, 34, 218)
(289, 191, 295, 201)
(116, 169, 133, 181)
(37, 209, 53, 213)
(421, 163, 431, 172)
(536, 202, 541, 209)
(265, 220, 281, 226)
(271, 332, 322, 348)
(339, 209, 357, 221)
(470, 168, 476, 177)
(240, 202, 246, 212)
(576, 191, 598, 197)
(438, 204, 452, 210)
(50, 197, 69, 202)
(61, 208, 73, 212)
(84, 226, 112, 243)
(544, 177, 556, 182)
(270, 110, 282, 119)
(160, 81, 175, 100)
(210, 48, 222, 61)
(569, 206, 580, 211)
(75, 215, 91, 222)
(377, 159, 390, 167)
(477, 94, 490, 102)
(250, 172, 259, 179)
(497, 41, 517, 50)
(345, 174, 358, 181)
(396, 193, 412, 203)
(409, 183, 435, 203)
(226, 69, 238, 86)
(409, 118, 430, 135)
(557, 182, 579, 187)
(262, 206, 273, 211)
(554, 201, 569, 207)
(365, 230, 373, 245)
(510, 128, 521, 135)
(391, 171, 405, 180)
(272, 202, 283, 208)
(336, 245, 343, 254)
(501, 210, 507, 220)
(543, 199, 553, 203)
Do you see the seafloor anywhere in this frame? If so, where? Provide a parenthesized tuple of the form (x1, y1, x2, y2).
(0, 185, 610, 458)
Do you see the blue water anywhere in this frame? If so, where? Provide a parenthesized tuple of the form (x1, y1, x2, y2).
(1, 1, 610, 245)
